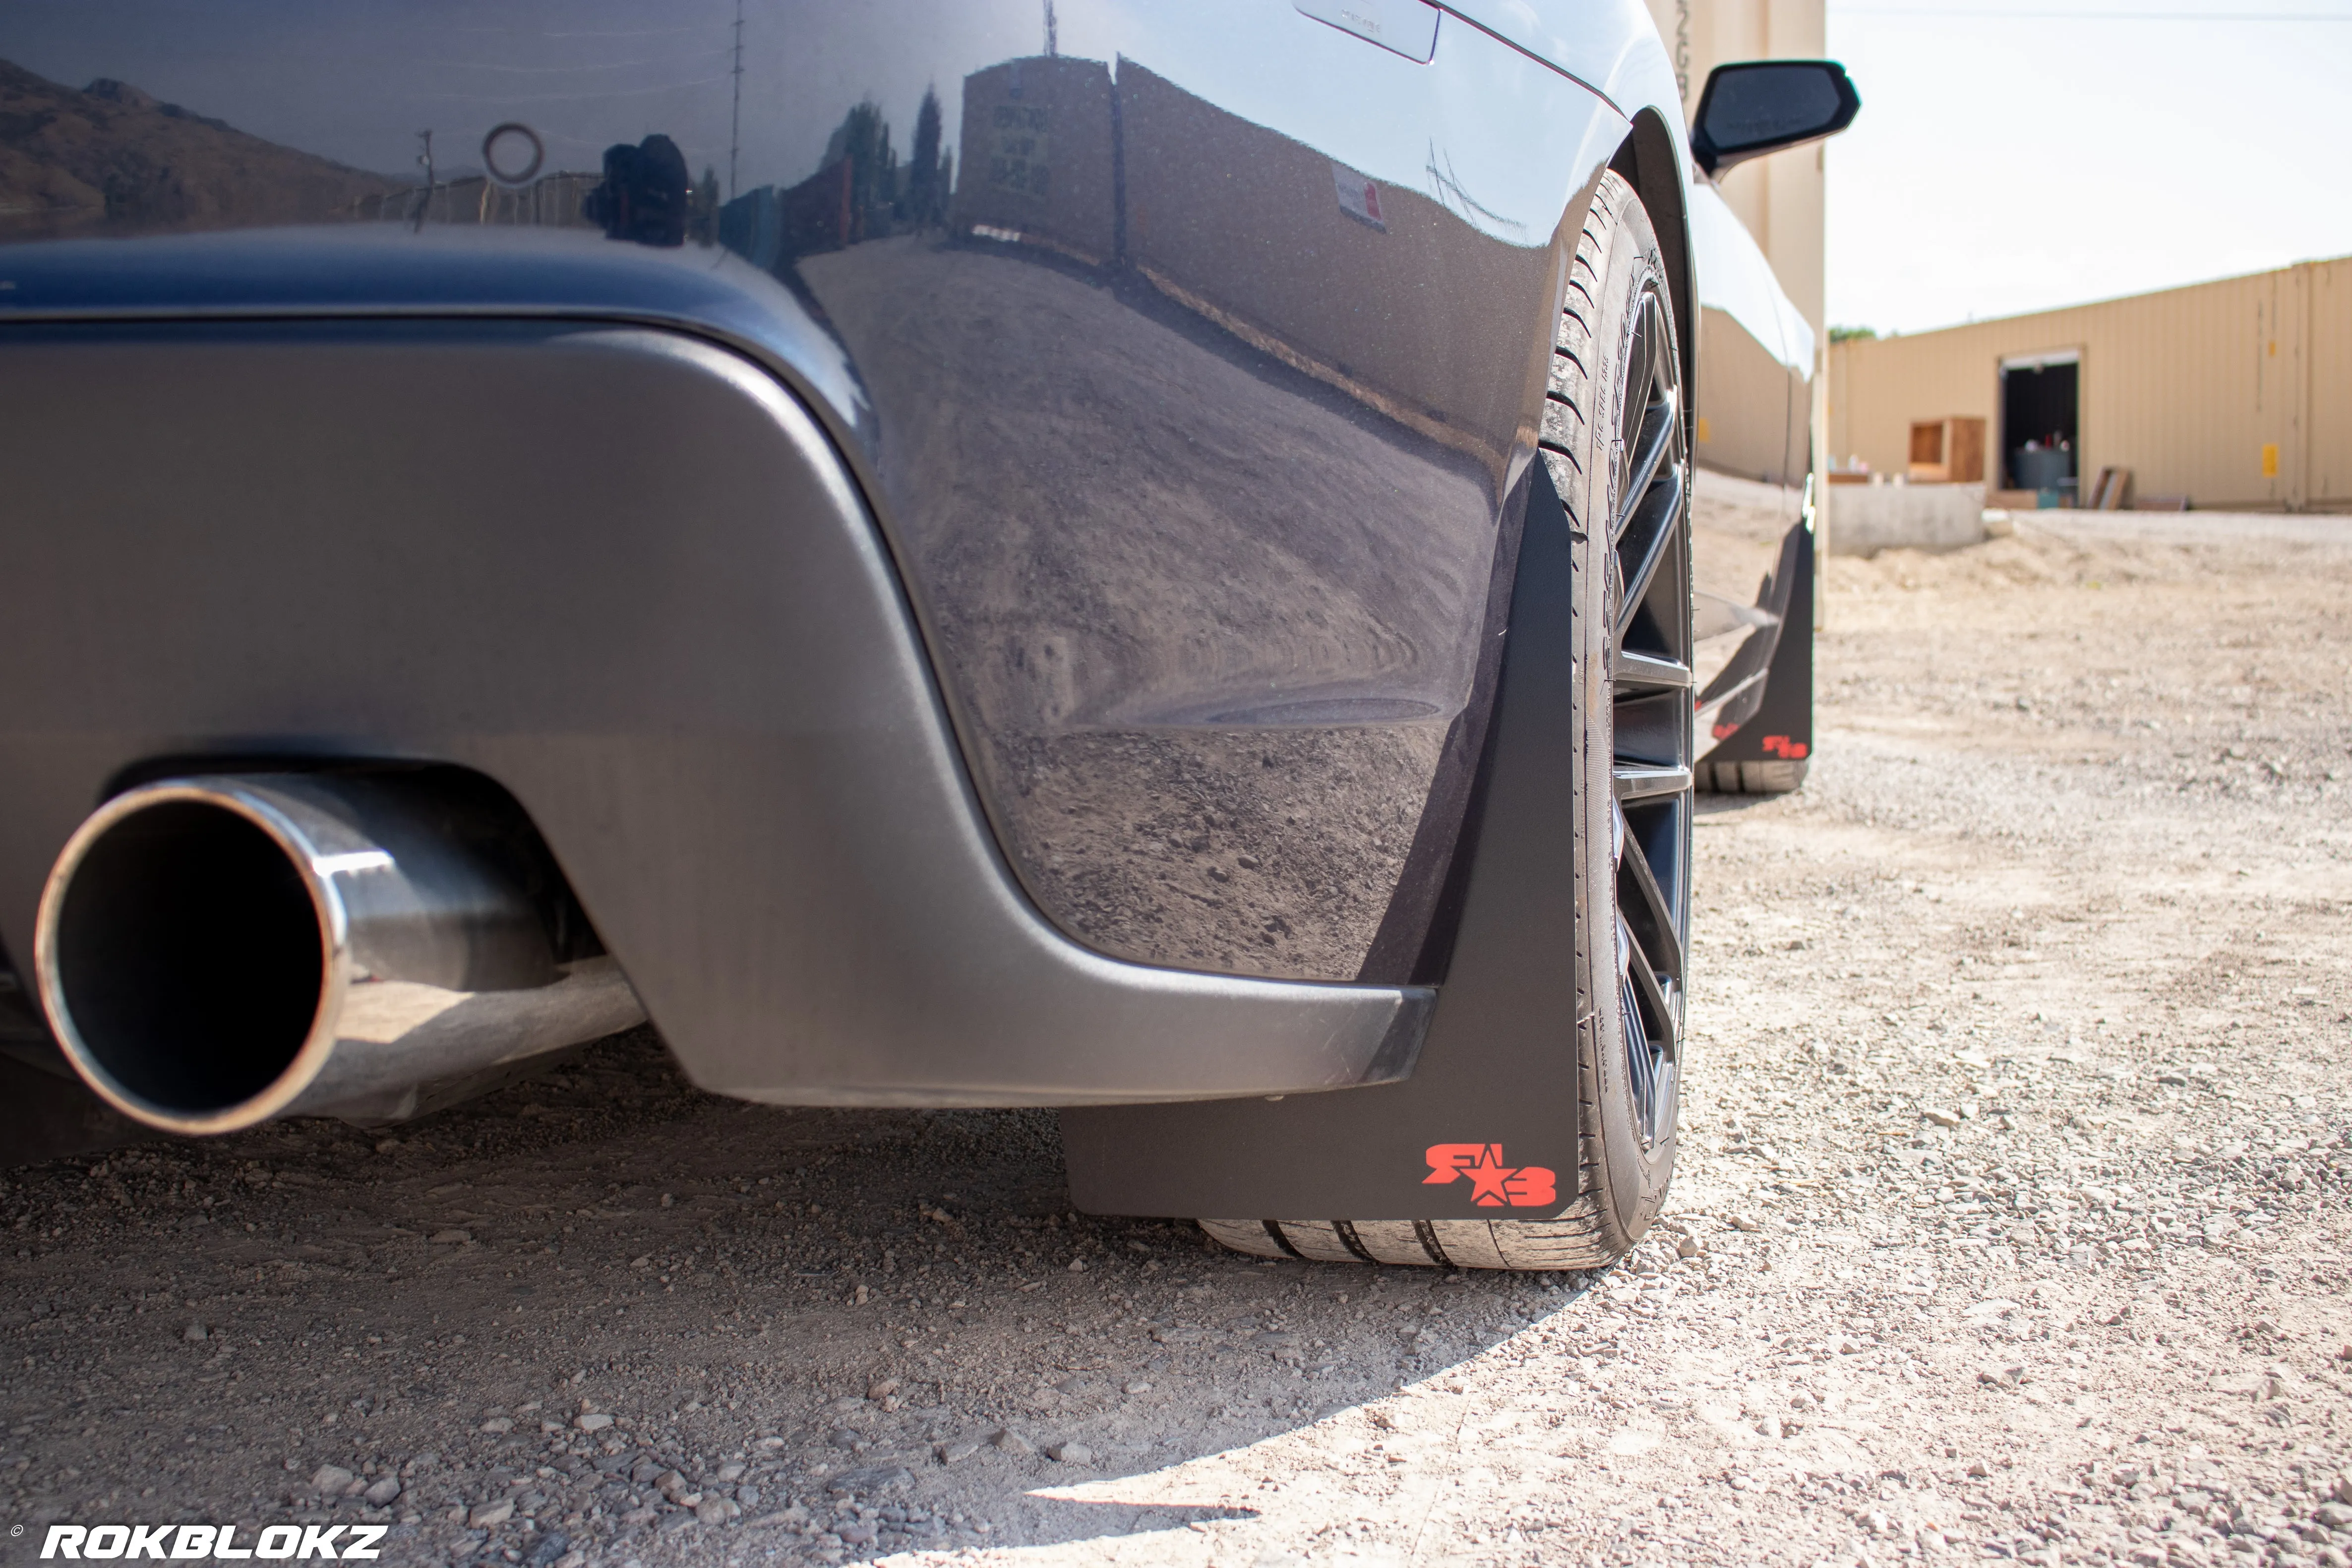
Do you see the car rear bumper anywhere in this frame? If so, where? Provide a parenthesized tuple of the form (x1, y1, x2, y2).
(0, 312, 1429, 1107)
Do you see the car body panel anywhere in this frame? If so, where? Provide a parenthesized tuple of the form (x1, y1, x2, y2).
(1437, 0, 1677, 118)
(0, 321, 1430, 1107)
(1683, 179, 1819, 774)
(0, 0, 1657, 988)
(0, 2, 1826, 1125)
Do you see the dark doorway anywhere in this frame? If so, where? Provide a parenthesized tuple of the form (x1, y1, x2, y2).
(2001, 357, 2078, 498)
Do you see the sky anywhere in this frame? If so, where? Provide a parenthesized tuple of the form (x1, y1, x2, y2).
(1821, 1, 2352, 335)
(5, 0, 2344, 339)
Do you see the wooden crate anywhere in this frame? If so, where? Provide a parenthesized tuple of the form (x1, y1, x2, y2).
(1907, 417, 1986, 483)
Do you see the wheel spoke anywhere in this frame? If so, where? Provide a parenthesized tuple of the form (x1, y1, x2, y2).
(1613, 459, 1686, 645)
(1624, 947, 1678, 1051)
(1611, 648, 1693, 690)
(1613, 384, 1679, 543)
(1611, 763, 1690, 802)
(1616, 911, 1679, 1141)
(1615, 805, 1684, 984)
(1620, 970, 1656, 1110)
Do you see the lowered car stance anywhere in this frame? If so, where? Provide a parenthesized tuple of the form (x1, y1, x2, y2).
(0, 1, 1852, 1270)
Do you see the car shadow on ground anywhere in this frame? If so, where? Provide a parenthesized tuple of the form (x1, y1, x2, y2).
(4, 1034, 1656, 1561)
(1, 1029, 1643, 1563)
(1693, 787, 1788, 821)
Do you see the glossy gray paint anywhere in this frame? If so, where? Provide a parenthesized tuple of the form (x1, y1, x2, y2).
(0, 4, 1835, 1141)
(0, 0, 1672, 986)
(0, 323, 1427, 1105)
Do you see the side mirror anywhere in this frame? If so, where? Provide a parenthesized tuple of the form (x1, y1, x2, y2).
(1691, 60, 1860, 177)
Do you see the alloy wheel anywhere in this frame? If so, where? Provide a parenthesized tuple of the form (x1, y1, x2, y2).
(1602, 286, 1693, 1148)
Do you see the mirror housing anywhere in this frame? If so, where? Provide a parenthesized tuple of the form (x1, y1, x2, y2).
(1691, 60, 1860, 177)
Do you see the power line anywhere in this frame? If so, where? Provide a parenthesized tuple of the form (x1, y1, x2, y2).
(453, 24, 731, 37)
(439, 52, 734, 74)
(420, 77, 731, 104)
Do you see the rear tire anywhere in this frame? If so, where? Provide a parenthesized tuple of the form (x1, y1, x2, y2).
(1200, 171, 1693, 1271)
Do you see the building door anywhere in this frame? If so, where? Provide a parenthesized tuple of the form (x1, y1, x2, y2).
(2000, 349, 2079, 500)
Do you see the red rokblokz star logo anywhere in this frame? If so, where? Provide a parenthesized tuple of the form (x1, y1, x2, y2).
(1422, 1144, 1557, 1208)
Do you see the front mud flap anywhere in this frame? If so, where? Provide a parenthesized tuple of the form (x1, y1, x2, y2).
(1697, 512, 1814, 791)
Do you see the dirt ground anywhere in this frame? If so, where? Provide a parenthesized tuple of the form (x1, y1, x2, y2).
(3, 510, 2350, 1568)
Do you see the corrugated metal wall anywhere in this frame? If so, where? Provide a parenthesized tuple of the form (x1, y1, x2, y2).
(2312, 258, 2350, 507)
(1641, 0, 1828, 350)
(951, 57, 1120, 265)
(1828, 256, 2352, 511)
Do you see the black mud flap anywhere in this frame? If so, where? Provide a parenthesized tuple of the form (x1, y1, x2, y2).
(1696, 511, 1813, 788)
(1062, 466, 1584, 1220)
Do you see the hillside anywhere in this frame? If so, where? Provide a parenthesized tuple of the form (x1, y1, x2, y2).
(0, 60, 406, 238)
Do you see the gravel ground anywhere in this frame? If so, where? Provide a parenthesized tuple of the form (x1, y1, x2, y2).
(2, 512, 2349, 1568)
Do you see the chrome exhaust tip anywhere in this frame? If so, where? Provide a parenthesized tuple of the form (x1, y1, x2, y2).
(35, 774, 644, 1135)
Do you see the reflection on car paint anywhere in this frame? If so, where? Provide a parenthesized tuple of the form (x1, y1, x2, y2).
(0, 0, 1675, 984)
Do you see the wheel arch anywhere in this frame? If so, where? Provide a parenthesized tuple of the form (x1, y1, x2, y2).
(1609, 110, 1697, 430)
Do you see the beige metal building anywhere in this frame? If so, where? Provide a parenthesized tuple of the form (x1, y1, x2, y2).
(1829, 256, 2352, 512)
(1642, 0, 1830, 498)
(1643, 0, 1827, 352)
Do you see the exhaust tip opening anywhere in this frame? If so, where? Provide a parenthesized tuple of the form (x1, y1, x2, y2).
(47, 798, 327, 1122)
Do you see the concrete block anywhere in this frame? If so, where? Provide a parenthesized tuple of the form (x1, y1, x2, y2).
(1825, 482, 1986, 557)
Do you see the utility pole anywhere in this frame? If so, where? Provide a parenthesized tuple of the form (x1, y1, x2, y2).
(728, 0, 745, 200)
(1674, 0, 1690, 108)
(414, 129, 434, 233)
